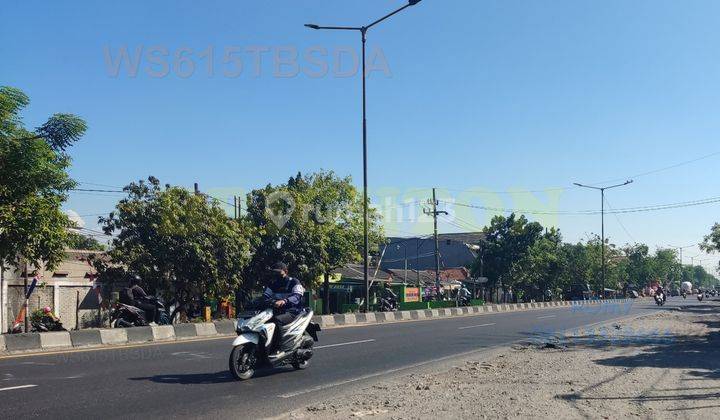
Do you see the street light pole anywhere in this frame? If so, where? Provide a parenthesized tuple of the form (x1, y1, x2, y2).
(574, 180, 633, 296)
(305, 1, 423, 312)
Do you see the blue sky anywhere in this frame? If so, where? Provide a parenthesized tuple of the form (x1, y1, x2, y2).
(3, 1, 720, 272)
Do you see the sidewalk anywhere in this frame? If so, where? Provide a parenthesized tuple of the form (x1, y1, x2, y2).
(281, 302, 720, 419)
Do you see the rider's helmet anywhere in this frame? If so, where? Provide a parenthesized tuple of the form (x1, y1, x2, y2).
(42, 306, 52, 314)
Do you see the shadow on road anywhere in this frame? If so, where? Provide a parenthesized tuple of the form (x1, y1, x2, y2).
(129, 371, 236, 385)
(129, 366, 292, 385)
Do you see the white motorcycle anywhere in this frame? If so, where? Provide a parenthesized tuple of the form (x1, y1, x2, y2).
(229, 300, 320, 380)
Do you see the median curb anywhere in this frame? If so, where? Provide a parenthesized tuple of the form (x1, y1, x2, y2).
(0, 299, 633, 356)
(70, 329, 102, 348)
(4, 333, 41, 352)
(40, 331, 72, 350)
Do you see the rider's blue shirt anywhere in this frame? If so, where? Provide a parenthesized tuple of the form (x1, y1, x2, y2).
(263, 276, 305, 314)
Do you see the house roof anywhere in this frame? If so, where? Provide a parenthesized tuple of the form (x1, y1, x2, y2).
(437, 267, 471, 281)
(436, 232, 485, 244)
(334, 264, 393, 282)
(385, 268, 435, 285)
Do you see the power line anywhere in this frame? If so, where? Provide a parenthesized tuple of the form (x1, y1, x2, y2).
(71, 188, 125, 193)
(423, 150, 720, 196)
(443, 194, 720, 216)
(590, 151, 720, 186)
(77, 181, 125, 189)
(604, 196, 636, 243)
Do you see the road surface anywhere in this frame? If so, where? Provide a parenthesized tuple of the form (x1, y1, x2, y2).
(0, 298, 694, 419)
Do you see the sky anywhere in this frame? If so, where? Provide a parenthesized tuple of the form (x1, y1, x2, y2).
(2, 0, 720, 273)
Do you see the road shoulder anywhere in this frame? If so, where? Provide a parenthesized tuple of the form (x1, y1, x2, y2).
(277, 301, 720, 419)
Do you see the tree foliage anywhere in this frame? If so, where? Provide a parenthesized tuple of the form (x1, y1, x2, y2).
(65, 231, 106, 251)
(471, 213, 717, 301)
(242, 171, 384, 292)
(0, 86, 86, 269)
(96, 177, 251, 301)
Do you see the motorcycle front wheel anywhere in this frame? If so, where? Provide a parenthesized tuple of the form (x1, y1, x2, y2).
(229, 344, 256, 381)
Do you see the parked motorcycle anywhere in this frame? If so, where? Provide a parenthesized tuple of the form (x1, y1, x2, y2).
(110, 296, 171, 327)
(379, 296, 398, 312)
(654, 292, 665, 306)
(697, 292, 704, 302)
(229, 300, 320, 380)
(458, 295, 471, 307)
(31, 316, 67, 332)
(681, 292, 687, 299)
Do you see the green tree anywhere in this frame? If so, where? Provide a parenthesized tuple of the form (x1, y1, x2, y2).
(472, 214, 543, 302)
(65, 231, 106, 251)
(622, 243, 652, 287)
(96, 177, 251, 302)
(0, 86, 87, 270)
(701, 223, 720, 272)
(242, 171, 383, 312)
(517, 227, 563, 301)
(650, 248, 680, 287)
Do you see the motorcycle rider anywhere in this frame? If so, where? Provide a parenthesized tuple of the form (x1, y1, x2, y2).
(380, 281, 398, 310)
(122, 276, 157, 325)
(458, 284, 471, 305)
(656, 284, 667, 303)
(264, 262, 305, 355)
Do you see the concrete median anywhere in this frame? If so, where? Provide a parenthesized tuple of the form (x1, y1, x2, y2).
(213, 320, 236, 335)
(151, 325, 176, 341)
(70, 330, 102, 347)
(4, 333, 42, 352)
(126, 326, 154, 343)
(39, 331, 72, 350)
(100, 328, 128, 345)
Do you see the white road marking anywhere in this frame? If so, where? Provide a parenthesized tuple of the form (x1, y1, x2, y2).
(537, 315, 556, 320)
(458, 323, 496, 330)
(315, 339, 375, 350)
(0, 385, 37, 392)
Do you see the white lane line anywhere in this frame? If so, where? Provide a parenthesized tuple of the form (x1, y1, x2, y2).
(315, 339, 375, 350)
(0, 385, 37, 392)
(458, 323, 496, 330)
(537, 315, 556, 320)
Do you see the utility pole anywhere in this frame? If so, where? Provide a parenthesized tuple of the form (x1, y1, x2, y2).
(24, 260, 29, 332)
(425, 188, 448, 300)
(194, 183, 199, 195)
(0, 264, 4, 334)
(305, 0, 423, 313)
(234, 196, 238, 219)
(574, 180, 633, 297)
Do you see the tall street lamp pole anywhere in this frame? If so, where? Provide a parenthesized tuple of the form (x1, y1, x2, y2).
(305, 0, 423, 312)
(574, 180, 633, 296)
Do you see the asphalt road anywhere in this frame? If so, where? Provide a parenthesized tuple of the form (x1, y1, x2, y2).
(0, 297, 697, 419)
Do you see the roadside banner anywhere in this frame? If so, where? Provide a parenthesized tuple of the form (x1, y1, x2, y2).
(404, 287, 420, 302)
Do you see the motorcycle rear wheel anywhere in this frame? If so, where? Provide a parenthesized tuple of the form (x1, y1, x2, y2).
(292, 334, 314, 370)
(229, 344, 256, 381)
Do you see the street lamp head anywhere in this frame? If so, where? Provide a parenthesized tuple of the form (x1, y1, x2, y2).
(573, 182, 583, 187)
(304, 24, 320, 30)
(408, 0, 423, 5)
